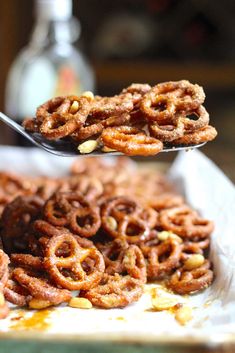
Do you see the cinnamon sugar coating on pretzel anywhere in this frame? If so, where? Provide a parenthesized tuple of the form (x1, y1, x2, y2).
(158, 205, 214, 239)
(82, 273, 143, 309)
(168, 260, 213, 294)
(23, 80, 216, 156)
(101, 126, 163, 156)
(44, 233, 105, 290)
(0, 156, 215, 314)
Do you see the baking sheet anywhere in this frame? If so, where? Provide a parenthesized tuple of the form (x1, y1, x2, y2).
(0, 146, 235, 343)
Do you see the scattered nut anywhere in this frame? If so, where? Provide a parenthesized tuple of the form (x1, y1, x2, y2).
(175, 305, 193, 325)
(68, 297, 92, 309)
(184, 254, 205, 270)
(29, 299, 52, 309)
(70, 100, 79, 114)
(106, 216, 118, 231)
(157, 231, 182, 243)
(82, 91, 94, 101)
(0, 292, 5, 306)
(102, 146, 117, 153)
(152, 296, 179, 311)
(78, 140, 98, 154)
(157, 231, 170, 241)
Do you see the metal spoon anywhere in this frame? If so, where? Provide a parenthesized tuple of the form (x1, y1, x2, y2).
(0, 112, 205, 157)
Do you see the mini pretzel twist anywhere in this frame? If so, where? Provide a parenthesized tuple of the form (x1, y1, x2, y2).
(38, 96, 92, 139)
(1, 195, 44, 253)
(44, 233, 105, 290)
(82, 273, 143, 309)
(43, 192, 101, 237)
(140, 80, 205, 123)
(13, 267, 72, 305)
(168, 260, 213, 294)
(158, 205, 214, 239)
(101, 126, 163, 156)
(146, 238, 182, 279)
(101, 197, 151, 243)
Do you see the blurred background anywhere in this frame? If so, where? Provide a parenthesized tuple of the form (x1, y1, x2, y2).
(0, 0, 234, 181)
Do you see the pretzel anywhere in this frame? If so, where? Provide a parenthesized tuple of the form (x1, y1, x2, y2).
(97, 239, 129, 275)
(101, 112, 131, 128)
(4, 279, 31, 306)
(43, 191, 101, 237)
(90, 93, 134, 119)
(13, 268, 71, 305)
(72, 123, 103, 141)
(122, 245, 147, 283)
(22, 118, 40, 133)
(10, 254, 43, 270)
(173, 105, 209, 132)
(140, 80, 205, 123)
(69, 205, 101, 238)
(149, 193, 184, 211)
(68, 176, 104, 202)
(82, 273, 143, 309)
(168, 260, 213, 294)
(181, 239, 210, 261)
(146, 238, 182, 279)
(1, 195, 44, 253)
(0, 172, 34, 196)
(123, 83, 151, 94)
(101, 197, 140, 237)
(101, 126, 163, 156)
(39, 96, 92, 139)
(149, 118, 185, 142)
(158, 206, 214, 239)
(44, 233, 105, 290)
(118, 216, 150, 244)
(141, 94, 176, 124)
(172, 125, 217, 145)
(139, 207, 159, 229)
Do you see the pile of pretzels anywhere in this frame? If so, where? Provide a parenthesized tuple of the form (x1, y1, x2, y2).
(23, 80, 217, 156)
(0, 157, 214, 318)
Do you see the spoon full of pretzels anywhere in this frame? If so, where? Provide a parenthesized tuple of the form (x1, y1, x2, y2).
(0, 80, 217, 157)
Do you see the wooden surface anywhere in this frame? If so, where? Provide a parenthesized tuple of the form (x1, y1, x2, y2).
(94, 60, 235, 91)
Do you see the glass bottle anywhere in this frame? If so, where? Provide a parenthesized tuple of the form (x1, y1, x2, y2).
(5, 0, 95, 146)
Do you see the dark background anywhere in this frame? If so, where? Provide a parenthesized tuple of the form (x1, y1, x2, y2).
(0, 0, 234, 180)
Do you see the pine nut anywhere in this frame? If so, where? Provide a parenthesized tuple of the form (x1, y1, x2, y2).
(157, 231, 170, 241)
(184, 254, 205, 270)
(78, 140, 98, 154)
(175, 305, 193, 325)
(82, 91, 94, 101)
(152, 296, 179, 311)
(106, 216, 118, 230)
(29, 299, 52, 309)
(158, 231, 182, 243)
(68, 297, 92, 309)
(70, 101, 79, 114)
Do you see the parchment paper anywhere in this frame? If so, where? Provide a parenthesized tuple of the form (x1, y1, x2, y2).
(0, 146, 234, 339)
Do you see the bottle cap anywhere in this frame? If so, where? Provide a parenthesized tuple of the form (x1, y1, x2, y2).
(35, 0, 72, 21)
